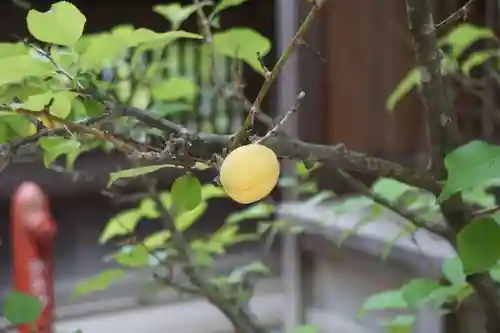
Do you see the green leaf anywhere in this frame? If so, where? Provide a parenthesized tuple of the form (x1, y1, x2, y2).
(386, 68, 420, 113)
(461, 50, 499, 76)
(440, 140, 500, 202)
(227, 261, 270, 284)
(39, 136, 81, 168)
(129, 29, 203, 62)
(176, 202, 207, 231)
(0, 43, 30, 58)
(226, 202, 274, 224)
(381, 315, 416, 333)
(457, 217, 500, 274)
(49, 91, 78, 118)
(0, 55, 53, 86)
(171, 174, 202, 214)
(77, 34, 127, 70)
(21, 92, 54, 111)
(151, 77, 198, 101)
(358, 290, 407, 317)
(371, 178, 437, 212)
(71, 269, 125, 300)
(213, 28, 271, 74)
(213, 0, 249, 15)
(426, 283, 472, 308)
(108, 164, 181, 187)
(153, 3, 207, 30)
(201, 184, 228, 200)
(79, 29, 202, 70)
(400, 278, 442, 309)
(462, 182, 500, 209)
(112, 246, 149, 268)
(144, 231, 171, 249)
(442, 257, 466, 285)
(3, 291, 43, 325)
(27, 1, 86, 46)
(99, 209, 141, 244)
(1, 114, 36, 138)
(439, 24, 495, 59)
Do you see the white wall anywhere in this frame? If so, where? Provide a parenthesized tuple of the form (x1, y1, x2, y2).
(53, 293, 283, 333)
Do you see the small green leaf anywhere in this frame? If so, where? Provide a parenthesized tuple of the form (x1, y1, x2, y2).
(426, 283, 472, 308)
(108, 164, 181, 187)
(227, 261, 270, 284)
(386, 68, 420, 113)
(213, 28, 271, 74)
(400, 278, 442, 309)
(201, 184, 228, 200)
(128, 29, 203, 59)
(71, 269, 125, 300)
(461, 50, 499, 76)
(0, 43, 30, 58)
(144, 231, 171, 249)
(175, 202, 207, 231)
(153, 3, 207, 30)
(381, 315, 416, 333)
(39, 136, 81, 168)
(295, 161, 309, 178)
(226, 202, 275, 224)
(442, 257, 466, 285)
(112, 246, 149, 268)
(440, 140, 500, 202)
(151, 77, 198, 101)
(171, 174, 202, 214)
(2, 114, 36, 138)
(439, 24, 495, 59)
(0, 55, 53, 86)
(21, 92, 54, 111)
(27, 1, 86, 46)
(99, 209, 141, 244)
(462, 182, 499, 209)
(213, 0, 249, 15)
(358, 290, 407, 317)
(49, 91, 78, 118)
(3, 291, 43, 325)
(457, 218, 500, 274)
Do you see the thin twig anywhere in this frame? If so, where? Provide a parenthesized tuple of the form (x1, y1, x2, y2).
(230, 4, 323, 150)
(434, 0, 477, 29)
(255, 91, 305, 144)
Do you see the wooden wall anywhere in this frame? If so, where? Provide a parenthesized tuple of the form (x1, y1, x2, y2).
(314, 0, 492, 165)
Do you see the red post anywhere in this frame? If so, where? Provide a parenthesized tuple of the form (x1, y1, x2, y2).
(11, 182, 57, 333)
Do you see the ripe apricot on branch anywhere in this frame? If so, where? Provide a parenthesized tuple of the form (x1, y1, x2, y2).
(219, 144, 280, 204)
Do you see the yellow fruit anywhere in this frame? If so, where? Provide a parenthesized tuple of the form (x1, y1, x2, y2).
(220, 144, 280, 204)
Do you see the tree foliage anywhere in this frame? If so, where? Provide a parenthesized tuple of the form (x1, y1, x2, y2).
(3, 1, 500, 333)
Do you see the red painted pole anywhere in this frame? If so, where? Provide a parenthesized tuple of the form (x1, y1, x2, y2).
(11, 182, 57, 333)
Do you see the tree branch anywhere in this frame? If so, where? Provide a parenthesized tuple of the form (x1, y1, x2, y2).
(146, 182, 267, 333)
(405, 1, 500, 331)
(405, 0, 460, 177)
